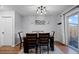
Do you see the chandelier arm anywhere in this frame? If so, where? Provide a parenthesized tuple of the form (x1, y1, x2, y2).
(36, 6, 47, 15)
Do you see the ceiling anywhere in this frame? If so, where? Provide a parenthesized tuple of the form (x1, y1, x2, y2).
(1, 5, 74, 16)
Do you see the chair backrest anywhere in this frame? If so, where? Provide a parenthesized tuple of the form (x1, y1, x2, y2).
(39, 33, 50, 45)
(53, 31, 55, 37)
(26, 33, 37, 45)
(18, 32, 23, 42)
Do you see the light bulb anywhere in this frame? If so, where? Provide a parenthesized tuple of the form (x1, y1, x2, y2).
(41, 12, 43, 15)
(37, 11, 38, 14)
(44, 12, 46, 14)
(43, 9, 46, 11)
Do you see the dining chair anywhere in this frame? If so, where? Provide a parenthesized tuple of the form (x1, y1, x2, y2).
(50, 31, 55, 51)
(26, 33, 37, 54)
(39, 33, 50, 54)
(18, 32, 24, 49)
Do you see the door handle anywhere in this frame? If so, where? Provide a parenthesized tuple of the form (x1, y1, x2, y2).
(2, 32, 4, 34)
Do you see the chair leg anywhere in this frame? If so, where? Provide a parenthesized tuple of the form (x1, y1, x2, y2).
(20, 43, 21, 49)
(36, 46, 38, 54)
(47, 45, 49, 54)
(40, 46, 41, 54)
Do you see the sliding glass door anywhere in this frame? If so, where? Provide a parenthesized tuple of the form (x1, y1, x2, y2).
(68, 14, 79, 50)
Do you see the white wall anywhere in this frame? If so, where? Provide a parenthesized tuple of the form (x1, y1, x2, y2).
(0, 10, 63, 46)
(22, 15, 56, 32)
(56, 15, 63, 42)
(15, 12, 22, 45)
(21, 15, 62, 41)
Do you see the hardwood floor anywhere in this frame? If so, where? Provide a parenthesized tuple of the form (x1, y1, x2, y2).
(55, 41, 69, 53)
(0, 41, 77, 54)
(54, 41, 77, 54)
(0, 45, 20, 54)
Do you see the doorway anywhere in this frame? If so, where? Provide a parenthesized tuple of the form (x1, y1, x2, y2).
(0, 14, 13, 46)
(68, 14, 79, 50)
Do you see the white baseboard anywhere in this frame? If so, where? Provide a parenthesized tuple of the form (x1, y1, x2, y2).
(0, 45, 15, 47)
(11, 45, 15, 47)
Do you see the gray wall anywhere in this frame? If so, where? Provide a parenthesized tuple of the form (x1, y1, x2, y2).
(15, 12, 22, 45)
(21, 15, 62, 41)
